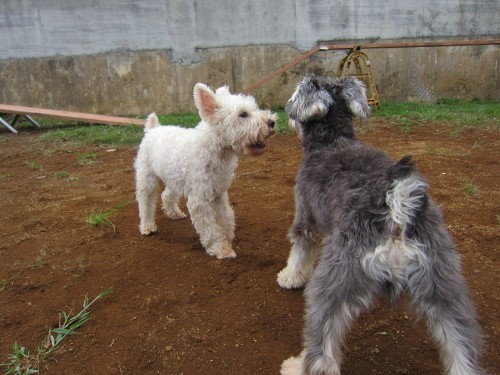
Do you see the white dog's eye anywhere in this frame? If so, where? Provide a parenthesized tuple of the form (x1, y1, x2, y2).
(239, 111, 248, 118)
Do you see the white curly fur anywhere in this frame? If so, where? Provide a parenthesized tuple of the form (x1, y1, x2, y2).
(135, 83, 276, 259)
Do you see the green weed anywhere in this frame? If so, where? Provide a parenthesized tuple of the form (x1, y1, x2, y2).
(28, 257, 46, 269)
(464, 181, 479, 197)
(24, 161, 42, 171)
(53, 171, 69, 179)
(0, 289, 112, 375)
(0, 279, 11, 292)
(51, 255, 87, 278)
(77, 152, 100, 166)
(84, 198, 134, 231)
(0, 172, 16, 180)
(53, 171, 79, 181)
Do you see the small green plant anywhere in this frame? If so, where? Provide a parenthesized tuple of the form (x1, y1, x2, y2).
(0, 172, 16, 180)
(24, 161, 42, 171)
(464, 181, 478, 197)
(84, 198, 133, 231)
(2, 342, 35, 375)
(0, 279, 10, 292)
(0, 288, 112, 375)
(28, 257, 46, 270)
(77, 152, 100, 166)
(53, 171, 80, 181)
(53, 171, 69, 179)
(52, 256, 88, 278)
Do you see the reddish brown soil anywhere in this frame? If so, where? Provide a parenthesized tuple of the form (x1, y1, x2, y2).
(0, 120, 498, 375)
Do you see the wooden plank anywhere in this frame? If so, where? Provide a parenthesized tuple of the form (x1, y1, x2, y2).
(0, 104, 145, 126)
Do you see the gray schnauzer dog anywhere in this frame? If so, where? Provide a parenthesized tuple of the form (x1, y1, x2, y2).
(278, 75, 485, 375)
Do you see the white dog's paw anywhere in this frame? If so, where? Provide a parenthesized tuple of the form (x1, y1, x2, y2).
(139, 223, 158, 235)
(280, 355, 304, 375)
(216, 247, 237, 259)
(277, 267, 307, 289)
(165, 210, 187, 220)
(205, 241, 237, 259)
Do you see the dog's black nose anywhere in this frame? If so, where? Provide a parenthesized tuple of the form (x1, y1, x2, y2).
(268, 119, 275, 128)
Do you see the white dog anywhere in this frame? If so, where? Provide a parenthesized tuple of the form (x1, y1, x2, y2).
(135, 83, 277, 259)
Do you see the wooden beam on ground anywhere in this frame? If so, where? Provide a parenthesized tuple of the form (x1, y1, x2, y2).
(0, 104, 145, 126)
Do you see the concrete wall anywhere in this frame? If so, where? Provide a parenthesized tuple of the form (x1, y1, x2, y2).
(0, 0, 498, 114)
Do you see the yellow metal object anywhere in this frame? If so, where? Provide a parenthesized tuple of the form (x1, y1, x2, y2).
(337, 47, 380, 109)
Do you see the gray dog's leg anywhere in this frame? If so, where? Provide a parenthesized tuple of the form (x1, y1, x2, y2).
(278, 206, 321, 289)
(408, 236, 485, 374)
(301, 237, 380, 375)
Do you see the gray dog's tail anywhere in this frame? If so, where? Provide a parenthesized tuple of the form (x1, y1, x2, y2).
(144, 113, 160, 133)
(386, 156, 428, 235)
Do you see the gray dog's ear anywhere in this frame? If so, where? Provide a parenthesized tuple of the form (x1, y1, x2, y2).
(286, 76, 334, 123)
(337, 77, 371, 119)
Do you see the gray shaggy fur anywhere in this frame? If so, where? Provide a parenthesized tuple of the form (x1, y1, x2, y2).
(278, 75, 485, 375)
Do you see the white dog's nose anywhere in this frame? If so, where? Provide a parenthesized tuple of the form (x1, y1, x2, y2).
(268, 118, 275, 128)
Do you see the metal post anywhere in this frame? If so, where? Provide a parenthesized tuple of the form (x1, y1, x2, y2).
(0, 117, 18, 133)
(24, 115, 41, 128)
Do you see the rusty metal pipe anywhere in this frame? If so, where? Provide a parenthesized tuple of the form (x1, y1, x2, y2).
(242, 39, 500, 94)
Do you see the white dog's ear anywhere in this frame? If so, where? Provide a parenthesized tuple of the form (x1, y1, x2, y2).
(193, 83, 220, 122)
(338, 77, 371, 119)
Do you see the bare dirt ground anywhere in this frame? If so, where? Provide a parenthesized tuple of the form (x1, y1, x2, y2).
(0, 120, 498, 375)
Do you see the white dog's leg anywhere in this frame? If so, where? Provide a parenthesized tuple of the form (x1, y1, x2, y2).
(187, 197, 236, 259)
(213, 192, 235, 243)
(277, 229, 320, 289)
(135, 169, 160, 235)
(161, 186, 187, 220)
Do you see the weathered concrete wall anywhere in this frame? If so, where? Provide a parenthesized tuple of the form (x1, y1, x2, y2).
(0, 1, 498, 114)
(2, 43, 497, 115)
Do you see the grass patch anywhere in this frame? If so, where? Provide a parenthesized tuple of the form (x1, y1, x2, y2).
(39, 110, 293, 144)
(77, 152, 100, 166)
(0, 172, 16, 180)
(84, 198, 134, 232)
(41, 125, 144, 146)
(0, 289, 111, 375)
(372, 98, 499, 130)
(53, 171, 69, 179)
(156, 113, 201, 127)
(464, 181, 479, 197)
(33, 99, 498, 146)
(24, 161, 43, 171)
(51, 255, 87, 278)
(53, 171, 80, 181)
